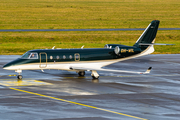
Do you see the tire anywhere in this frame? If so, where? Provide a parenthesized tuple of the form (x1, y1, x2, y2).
(78, 71, 85, 76)
(92, 76, 99, 79)
(17, 75, 23, 79)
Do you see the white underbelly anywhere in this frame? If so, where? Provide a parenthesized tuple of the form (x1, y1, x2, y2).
(5, 61, 116, 71)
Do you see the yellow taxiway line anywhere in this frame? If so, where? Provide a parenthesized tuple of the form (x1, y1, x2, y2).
(9, 87, 147, 120)
(0, 74, 16, 77)
(0, 79, 52, 86)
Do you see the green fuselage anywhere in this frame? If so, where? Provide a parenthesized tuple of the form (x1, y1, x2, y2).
(4, 44, 142, 68)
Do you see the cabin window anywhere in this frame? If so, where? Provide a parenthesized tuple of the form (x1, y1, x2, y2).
(63, 55, 66, 59)
(21, 52, 38, 59)
(56, 56, 59, 60)
(69, 55, 72, 59)
(50, 56, 53, 60)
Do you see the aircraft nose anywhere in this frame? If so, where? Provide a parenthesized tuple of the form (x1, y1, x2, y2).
(3, 63, 12, 70)
(3, 58, 22, 70)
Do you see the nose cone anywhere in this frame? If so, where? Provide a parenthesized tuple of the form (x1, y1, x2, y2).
(3, 62, 13, 70)
(3, 58, 22, 70)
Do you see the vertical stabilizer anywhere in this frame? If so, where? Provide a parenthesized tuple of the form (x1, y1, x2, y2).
(134, 20, 160, 51)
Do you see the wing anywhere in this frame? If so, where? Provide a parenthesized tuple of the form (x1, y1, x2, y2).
(70, 66, 152, 74)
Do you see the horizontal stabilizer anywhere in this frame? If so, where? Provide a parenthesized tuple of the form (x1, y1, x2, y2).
(139, 43, 174, 45)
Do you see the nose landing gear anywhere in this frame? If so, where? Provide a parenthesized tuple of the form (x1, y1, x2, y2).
(15, 69, 23, 79)
(17, 75, 23, 79)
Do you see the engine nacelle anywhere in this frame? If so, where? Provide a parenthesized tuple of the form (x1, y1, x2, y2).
(114, 46, 141, 56)
(104, 44, 142, 56)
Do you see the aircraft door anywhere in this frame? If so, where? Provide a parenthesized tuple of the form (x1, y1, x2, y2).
(39, 53, 47, 68)
(74, 53, 80, 61)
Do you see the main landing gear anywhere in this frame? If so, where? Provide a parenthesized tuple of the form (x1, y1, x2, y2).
(78, 71, 85, 76)
(91, 70, 99, 79)
(78, 70, 99, 79)
(15, 69, 23, 79)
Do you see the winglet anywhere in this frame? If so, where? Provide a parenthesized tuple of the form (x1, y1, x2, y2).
(143, 67, 152, 74)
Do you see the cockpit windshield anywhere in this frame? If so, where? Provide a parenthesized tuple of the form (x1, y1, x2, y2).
(21, 52, 38, 59)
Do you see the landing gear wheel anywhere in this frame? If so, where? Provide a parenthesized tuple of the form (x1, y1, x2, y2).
(78, 71, 85, 76)
(17, 75, 23, 79)
(91, 70, 99, 79)
(92, 76, 99, 79)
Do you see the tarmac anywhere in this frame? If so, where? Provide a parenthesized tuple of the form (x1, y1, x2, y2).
(0, 54, 180, 120)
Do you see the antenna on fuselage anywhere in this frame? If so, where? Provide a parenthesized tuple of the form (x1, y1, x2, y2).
(52, 46, 55, 49)
(81, 45, 84, 49)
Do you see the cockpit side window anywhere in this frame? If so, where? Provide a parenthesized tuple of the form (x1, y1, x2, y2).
(21, 52, 30, 59)
(29, 53, 38, 59)
(21, 52, 38, 59)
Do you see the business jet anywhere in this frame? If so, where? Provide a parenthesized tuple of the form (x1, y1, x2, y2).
(4, 20, 167, 79)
